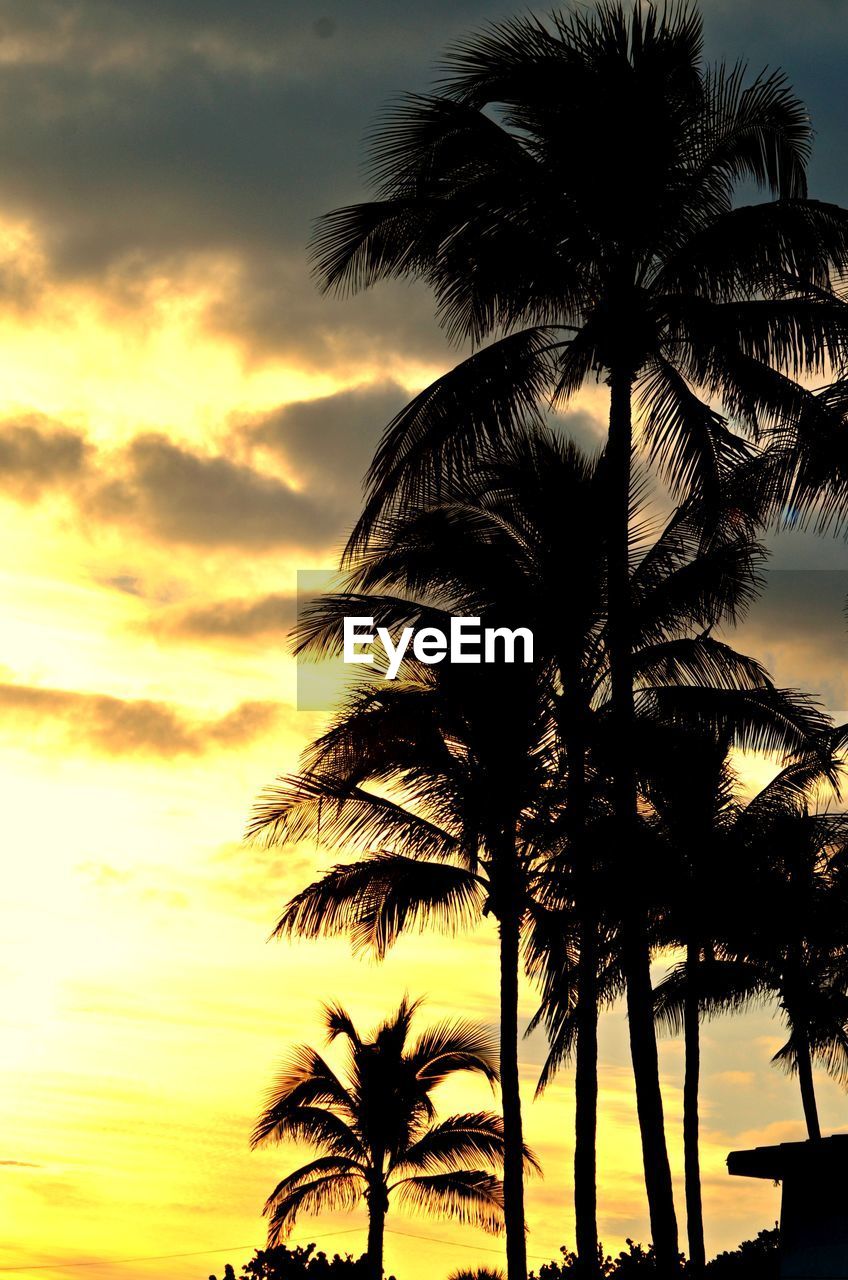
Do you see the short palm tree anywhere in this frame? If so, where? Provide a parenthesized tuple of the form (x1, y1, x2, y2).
(449, 1271, 504, 1280)
(311, 7, 848, 1265)
(251, 999, 513, 1280)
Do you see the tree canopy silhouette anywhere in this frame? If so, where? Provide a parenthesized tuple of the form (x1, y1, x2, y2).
(309, 6, 848, 1268)
(251, 999, 522, 1280)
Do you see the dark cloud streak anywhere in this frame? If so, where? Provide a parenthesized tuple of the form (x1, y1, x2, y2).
(0, 681, 281, 757)
(0, 416, 89, 500)
(155, 592, 297, 641)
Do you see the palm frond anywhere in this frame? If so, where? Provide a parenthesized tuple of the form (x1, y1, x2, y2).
(346, 328, 560, 558)
(393, 1170, 506, 1233)
(274, 853, 485, 959)
(407, 1020, 500, 1089)
(392, 1112, 505, 1175)
(264, 1172, 361, 1246)
(249, 772, 458, 861)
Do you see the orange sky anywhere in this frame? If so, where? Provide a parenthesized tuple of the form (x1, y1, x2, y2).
(2, 3, 848, 1278)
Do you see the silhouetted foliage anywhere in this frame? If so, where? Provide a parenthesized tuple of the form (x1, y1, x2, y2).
(529, 1240, 671, 1277)
(237, 1243, 396, 1279)
(526, 1229, 779, 1277)
(449, 1269, 505, 1280)
(705, 1228, 780, 1278)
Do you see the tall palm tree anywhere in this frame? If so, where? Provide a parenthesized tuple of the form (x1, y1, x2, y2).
(310, 7, 848, 1265)
(254, 430, 814, 1277)
(251, 998, 514, 1280)
(654, 739, 848, 1152)
(644, 726, 841, 1272)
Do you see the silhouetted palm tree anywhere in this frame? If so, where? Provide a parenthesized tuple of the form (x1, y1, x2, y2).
(251, 999, 514, 1280)
(310, 7, 848, 1264)
(645, 725, 840, 1272)
(655, 740, 848, 1149)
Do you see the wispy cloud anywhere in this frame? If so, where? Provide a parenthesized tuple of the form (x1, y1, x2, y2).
(0, 681, 282, 757)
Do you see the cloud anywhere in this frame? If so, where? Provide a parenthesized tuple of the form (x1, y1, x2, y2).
(0, 1, 516, 367)
(0, 1159, 41, 1168)
(0, 0, 842, 376)
(724, 569, 848, 714)
(0, 0, 512, 248)
(0, 416, 89, 500)
(0, 414, 351, 552)
(100, 574, 144, 596)
(246, 380, 408, 498)
(0, 681, 281, 757)
(90, 431, 342, 551)
(713, 1070, 756, 1088)
(155, 592, 297, 641)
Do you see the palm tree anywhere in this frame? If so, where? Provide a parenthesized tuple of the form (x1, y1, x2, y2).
(654, 738, 848, 1153)
(251, 998, 514, 1280)
(643, 724, 842, 1272)
(449, 1272, 504, 1280)
(256, 664, 555, 1280)
(254, 430, 817, 1277)
(310, 7, 848, 1265)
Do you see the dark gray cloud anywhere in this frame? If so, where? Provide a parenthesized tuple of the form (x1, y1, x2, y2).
(722, 569, 848, 715)
(0, 416, 89, 500)
(0, 1, 843, 368)
(247, 380, 407, 498)
(0, 413, 358, 552)
(155, 591, 297, 641)
(703, 0, 848, 205)
(0, 3, 507, 270)
(0, 680, 281, 757)
(0, 1, 513, 364)
(91, 432, 339, 550)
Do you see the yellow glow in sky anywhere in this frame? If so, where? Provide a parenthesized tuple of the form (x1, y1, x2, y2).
(0, 192, 842, 1280)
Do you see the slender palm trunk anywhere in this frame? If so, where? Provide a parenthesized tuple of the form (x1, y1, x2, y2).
(607, 367, 679, 1274)
(796, 1029, 822, 1140)
(575, 914, 600, 1276)
(684, 939, 706, 1275)
(566, 688, 600, 1276)
(366, 1188, 387, 1280)
(500, 905, 528, 1280)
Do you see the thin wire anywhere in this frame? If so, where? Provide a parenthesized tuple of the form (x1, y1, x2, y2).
(385, 1226, 554, 1262)
(0, 1225, 558, 1272)
(0, 1229, 364, 1272)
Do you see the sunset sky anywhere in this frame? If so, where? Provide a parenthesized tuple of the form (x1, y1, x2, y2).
(2, 2, 848, 1277)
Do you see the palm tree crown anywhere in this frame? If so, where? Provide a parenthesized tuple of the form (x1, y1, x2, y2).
(251, 999, 517, 1274)
(312, 2, 848, 548)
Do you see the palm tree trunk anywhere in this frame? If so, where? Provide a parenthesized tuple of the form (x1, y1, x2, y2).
(366, 1189, 387, 1280)
(575, 914, 600, 1276)
(684, 939, 706, 1275)
(796, 1030, 822, 1140)
(499, 905, 528, 1280)
(565, 688, 600, 1277)
(607, 366, 679, 1274)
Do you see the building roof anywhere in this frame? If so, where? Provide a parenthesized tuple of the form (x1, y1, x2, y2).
(728, 1134, 848, 1181)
